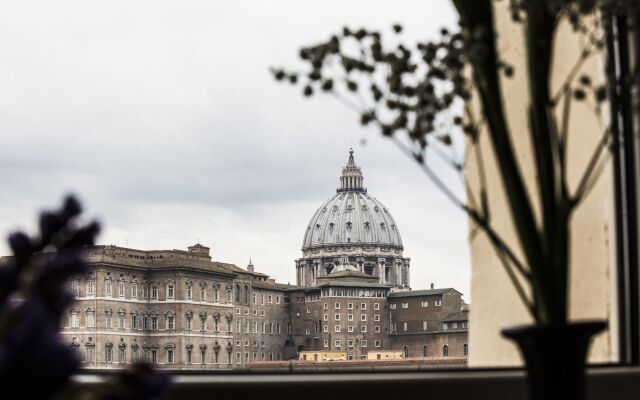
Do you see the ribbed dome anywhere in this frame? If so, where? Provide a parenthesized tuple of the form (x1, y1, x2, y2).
(302, 149, 403, 250)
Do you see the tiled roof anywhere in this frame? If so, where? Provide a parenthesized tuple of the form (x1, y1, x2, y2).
(388, 288, 459, 298)
(443, 310, 469, 321)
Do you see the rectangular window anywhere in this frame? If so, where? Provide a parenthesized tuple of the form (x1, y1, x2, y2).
(143, 316, 150, 330)
(347, 340, 354, 348)
(323, 340, 329, 348)
(131, 283, 138, 299)
(186, 317, 192, 330)
(87, 313, 95, 328)
(334, 340, 341, 348)
(361, 314, 367, 321)
(323, 325, 328, 332)
(151, 285, 158, 299)
(105, 313, 112, 328)
(142, 284, 149, 299)
(268, 295, 272, 303)
(374, 314, 380, 322)
(105, 280, 112, 297)
(167, 284, 174, 299)
(323, 303, 328, 310)
(361, 325, 367, 333)
(348, 314, 353, 321)
(335, 325, 340, 332)
(335, 314, 340, 321)
(71, 280, 79, 297)
(375, 326, 380, 333)
(244, 308, 249, 316)
(70, 313, 79, 328)
(186, 285, 193, 300)
(403, 322, 408, 331)
(119, 348, 126, 363)
(118, 281, 125, 298)
(335, 302, 340, 309)
(443, 323, 448, 330)
(236, 307, 241, 315)
(347, 302, 353, 309)
(402, 302, 408, 309)
(132, 349, 139, 362)
(198, 287, 207, 302)
(118, 313, 125, 329)
(361, 340, 367, 348)
(435, 300, 442, 306)
(374, 340, 381, 348)
(360, 303, 366, 310)
(421, 301, 428, 307)
(348, 325, 353, 333)
(106, 348, 113, 363)
(151, 316, 158, 330)
(276, 295, 280, 304)
(323, 314, 328, 321)
(452, 322, 458, 329)
(374, 303, 380, 310)
(167, 316, 175, 330)
(423, 321, 428, 331)
(87, 348, 94, 362)
(187, 349, 192, 364)
(390, 304, 396, 310)
(245, 320, 249, 333)
(151, 350, 157, 364)
(260, 295, 265, 305)
(87, 280, 95, 297)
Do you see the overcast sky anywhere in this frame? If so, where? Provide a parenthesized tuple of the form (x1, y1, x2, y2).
(0, 1, 471, 299)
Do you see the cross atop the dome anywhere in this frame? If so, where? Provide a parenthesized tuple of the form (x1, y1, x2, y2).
(347, 148, 356, 167)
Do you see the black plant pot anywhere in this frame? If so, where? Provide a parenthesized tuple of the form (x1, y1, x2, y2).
(502, 321, 606, 400)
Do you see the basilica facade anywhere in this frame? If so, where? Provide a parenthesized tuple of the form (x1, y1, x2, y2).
(56, 150, 468, 370)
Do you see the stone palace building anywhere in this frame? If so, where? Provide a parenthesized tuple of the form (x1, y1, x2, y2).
(58, 150, 468, 370)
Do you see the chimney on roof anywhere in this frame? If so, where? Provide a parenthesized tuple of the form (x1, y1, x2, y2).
(430, 283, 434, 289)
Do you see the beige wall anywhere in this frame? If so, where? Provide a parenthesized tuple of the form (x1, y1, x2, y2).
(467, 3, 617, 366)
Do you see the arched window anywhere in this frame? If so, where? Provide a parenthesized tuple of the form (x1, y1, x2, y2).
(243, 285, 249, 304)
(463, 343, 468, 356)
(422, 345, 428, 357)
(235, 284, 241, 303)
(403, 345, 409, 358)
(443, 344, 449, 357)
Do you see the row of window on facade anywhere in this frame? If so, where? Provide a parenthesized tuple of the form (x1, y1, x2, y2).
(302, 324, 382, 335)
(68, 307, 286, 334)
(319, 288, 387, 298)
(71, 279, 282, 305)
(389, 300, 442, 310)
(389, 321, 468, 333)
(75, 342, 282, 365)
(401, 344, 468, 358)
